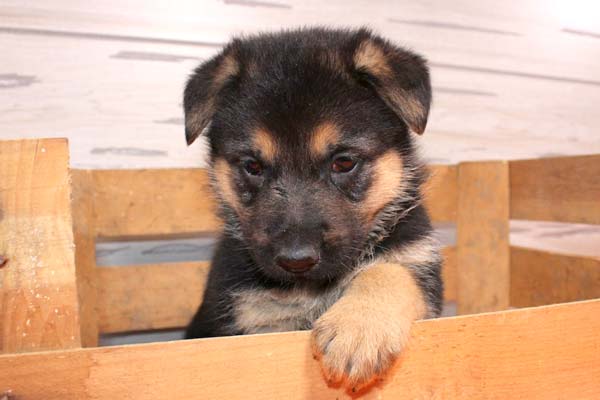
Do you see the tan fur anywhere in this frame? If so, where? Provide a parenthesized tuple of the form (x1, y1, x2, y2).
(213, 53, 240, 87)
(353, 39, 427, 135)
(354, 40, 392, 78)
(252, 128, 278, 162)
(362, 150, 404, 221)
(309, 122, 340, 158)
(384, 89, 427, 135)
(312, 263, 426, 389)
(213, 158, 241, 212)
(383, 235, 440, 268)
(186, 53, 240, 142)
(232, 285, 345, 334)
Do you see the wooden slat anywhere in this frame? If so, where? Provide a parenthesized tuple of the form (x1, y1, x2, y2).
(91, 169, 221, 239)
(0, 138, 81, 352)
(457, 161, 510, 314)
(511, 246, 600, 308)
(423, 165, 457, 223)
(510, 154, 600, 224)
(97, 247, 456, 334)
(71, 170, 99, 347)
(441, 246, 457, 302)
(2, 300, 600, 399)
(97, 262, 209, 333)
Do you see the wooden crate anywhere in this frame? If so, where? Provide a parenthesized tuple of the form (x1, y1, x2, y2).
(1, 138, 599, 399)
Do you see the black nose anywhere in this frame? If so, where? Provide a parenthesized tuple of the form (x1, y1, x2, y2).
(275, 247, 319, 273)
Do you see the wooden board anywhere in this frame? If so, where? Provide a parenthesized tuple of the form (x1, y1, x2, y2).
(1, 300, 600, 399)
(96, 262, 210, 333)
(71, 170, 99, 347)
(423, 165, 457, 223)
(457, 161, 510, 314)
(441, 246, 457, 302)
(510, 155, 600, 224)
(511, 246, 600, 308)
(0, 138, 81, 352)
(91, 169, 221, 239)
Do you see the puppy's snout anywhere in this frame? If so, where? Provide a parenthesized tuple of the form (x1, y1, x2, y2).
(275, 246, 320, 273)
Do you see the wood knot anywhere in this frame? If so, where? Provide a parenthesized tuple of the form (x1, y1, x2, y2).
(0, 255, 8, 268)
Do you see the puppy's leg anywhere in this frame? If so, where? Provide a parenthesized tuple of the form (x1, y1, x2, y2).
(312, 263, 426, 389)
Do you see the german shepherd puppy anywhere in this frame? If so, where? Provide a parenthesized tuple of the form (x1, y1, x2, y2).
(184, 27, 442, 389)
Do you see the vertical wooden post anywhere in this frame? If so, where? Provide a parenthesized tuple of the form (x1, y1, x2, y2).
(0, 138, 82, 352)
(457, 161, 510, 315)
(72, 170, 99, 347)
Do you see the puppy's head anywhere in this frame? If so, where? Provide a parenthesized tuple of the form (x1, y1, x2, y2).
(184, 28, 431, 285)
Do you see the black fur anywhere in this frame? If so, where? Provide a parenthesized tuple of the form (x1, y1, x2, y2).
(184, 27, 442, 338)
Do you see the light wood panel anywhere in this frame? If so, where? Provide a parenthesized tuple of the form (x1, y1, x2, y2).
(91, 169, 221, 239)
(457, 161, 510, 314)
(511, 246, 600, 308)
(423, 165, 457, 222)
(0, 138, 81, 353)
(510, 154, 600, 224)
(1, 299, 600, 399)
(71, 170, 99, 347)
(97, 262, 210, 333)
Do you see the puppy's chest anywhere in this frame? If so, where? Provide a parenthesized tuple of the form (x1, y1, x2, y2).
(231, 285, 345, 334)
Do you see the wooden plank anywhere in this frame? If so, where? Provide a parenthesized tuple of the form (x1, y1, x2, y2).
(423, 165, 457, 223)
(457, 161, 510, 314)
(511, 246, 600, 308)
(71, 170, 99, 347)
(510, 155, 600, 224)
(441, 246, 457, 302)
(1, 300, 600, 399)
(96, 262, 210, 333)
(0, 138, 81, 353)
(91, 169, 221, 239)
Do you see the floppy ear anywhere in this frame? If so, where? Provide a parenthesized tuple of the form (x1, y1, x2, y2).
(183, 48, 240, 145)
(352, 33, 432, 135)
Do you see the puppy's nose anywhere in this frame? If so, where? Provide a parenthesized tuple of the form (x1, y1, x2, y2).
(276, 247, 319, 273)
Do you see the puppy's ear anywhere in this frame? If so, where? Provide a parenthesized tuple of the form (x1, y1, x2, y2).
(183, 46, 240, 145)
(352, 31, 432, 135)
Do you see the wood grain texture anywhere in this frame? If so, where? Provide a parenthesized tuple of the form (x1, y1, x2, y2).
(1, 299, 600, 399)
(71, 170, 99, 347)
(457, 161, 510, 314)
(91, 169, 221, 239)
(0, 138, 81, 353)
(97, 262, 209, 333)
(423, 165, 457, 223)
(441, 246, 457, 302)
(510, 155, 600, 224)
(511, 246, 600, 308)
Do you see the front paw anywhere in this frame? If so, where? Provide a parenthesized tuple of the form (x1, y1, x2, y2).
(311, 296, 414, 390)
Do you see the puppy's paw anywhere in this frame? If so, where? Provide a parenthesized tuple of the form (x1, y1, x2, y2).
(311, 295, 413, 390)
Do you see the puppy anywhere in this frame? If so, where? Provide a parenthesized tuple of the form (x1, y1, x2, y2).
(184, 27, 443, 389)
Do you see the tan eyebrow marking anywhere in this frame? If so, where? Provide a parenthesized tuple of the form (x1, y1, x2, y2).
(310, 121, 341, 157)
(252, 128, 277, 162)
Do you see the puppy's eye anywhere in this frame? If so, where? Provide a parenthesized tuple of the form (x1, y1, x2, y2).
(331, 156, 357, 173)
(243, 159, 263, 176)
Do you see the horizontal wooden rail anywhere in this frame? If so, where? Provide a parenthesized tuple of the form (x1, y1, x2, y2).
(96, 248, 457, 334)
(510, 154, 600, 224)
(91, 169, 221, 239)
(511, 246, 600, 307)
(2, 300, 600, 399)
(97, 262, 210, 333)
